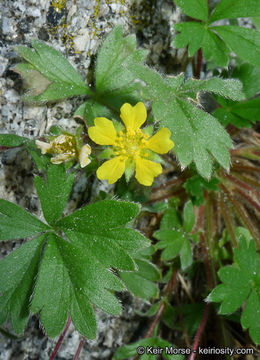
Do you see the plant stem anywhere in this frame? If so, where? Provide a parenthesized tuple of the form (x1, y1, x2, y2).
(173, 266, 191, 347)
(49, 316, 71, 360)
(235, 188, 260, 213)
(220, 184, 260, 246)
(223, 172, 260, 196)
(144, 269, 176, 339)
(219, 193, 238, 248)
(189, 304, 210, 360)
(74, 337, 85, 360)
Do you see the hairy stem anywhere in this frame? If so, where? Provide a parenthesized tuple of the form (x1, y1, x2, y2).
(220, 184, 260, 246)
(219, 192, 238, 248)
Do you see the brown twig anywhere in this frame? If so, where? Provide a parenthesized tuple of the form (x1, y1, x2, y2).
(49, 316, 71, 360)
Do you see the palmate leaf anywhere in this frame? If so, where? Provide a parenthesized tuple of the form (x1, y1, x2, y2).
(213, 26, 260, 67)
(209, 0, 260, 23)
(174, 0, 260, 67)
(174, 23, 230, 67)
(0, 195, 150, 338)
(127, 63, 242, 178)
(206, 231, 260, 345)
(14, 40, 91, 103)
(94, 26, 147, 107)
(213, 96, 260, 128)
(174, 0, 208, 21)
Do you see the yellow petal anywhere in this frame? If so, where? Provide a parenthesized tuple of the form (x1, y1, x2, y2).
(146, 128, 174, 154)
(97, 156, 126, 184)
(120, 102, 147, 131)
(78, 144, 91, 168)
(88, 117, 117, 145)
(135, 157, 162, 186)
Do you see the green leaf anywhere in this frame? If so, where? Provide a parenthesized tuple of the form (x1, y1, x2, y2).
(95, 26, 147, 106)
(34, 164, 74, 225)
(57, 200, 149, 272)
(210, 0, 260, 23)
(213, 96, 260, 128)
(74, 100, 114, 127)
(0, 134, 28, 147)
(160, 208, 182, 230)
(174, 0, 208, 21)
(128, 63, 233, 178)
(206, 234, 260, 344)
(120, 271, 158, 300)
(183, 200, 195, 233)
(0, 199, 50, 241)
(232, 63, 260, 98)
(30, 233, 123, 337)
(120, 248, 160, 300)
(154, 230, 184, 261)
(184, 174, 219, 206)
(0, 235, 46, 333)
(213, 26, 260, 67)
(241, 290, 260, 345)
(179, 78, 244, 101)
(30, 234, 70, 337)
(174, 23, 230, 67)
(179, 238, 192, 269)
(15, 40, 91, 103)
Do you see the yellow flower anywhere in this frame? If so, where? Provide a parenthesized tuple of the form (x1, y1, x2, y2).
(36, 134, 91, 168)
(88, 102, 174, 186)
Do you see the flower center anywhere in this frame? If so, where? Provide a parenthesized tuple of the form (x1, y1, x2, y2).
(113, 129, 149, 159)
(50, 134, 77, 156)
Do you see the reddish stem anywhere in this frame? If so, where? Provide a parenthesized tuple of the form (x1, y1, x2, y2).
(220, 184, 260, 245)
(189, 304, 210, 360)
(49, 316, 71, 360)
(223, 172, 260, 197)
(74, 337, 85, 360)
(231, 165, 260, 173)
(235, 188, 260, 213)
